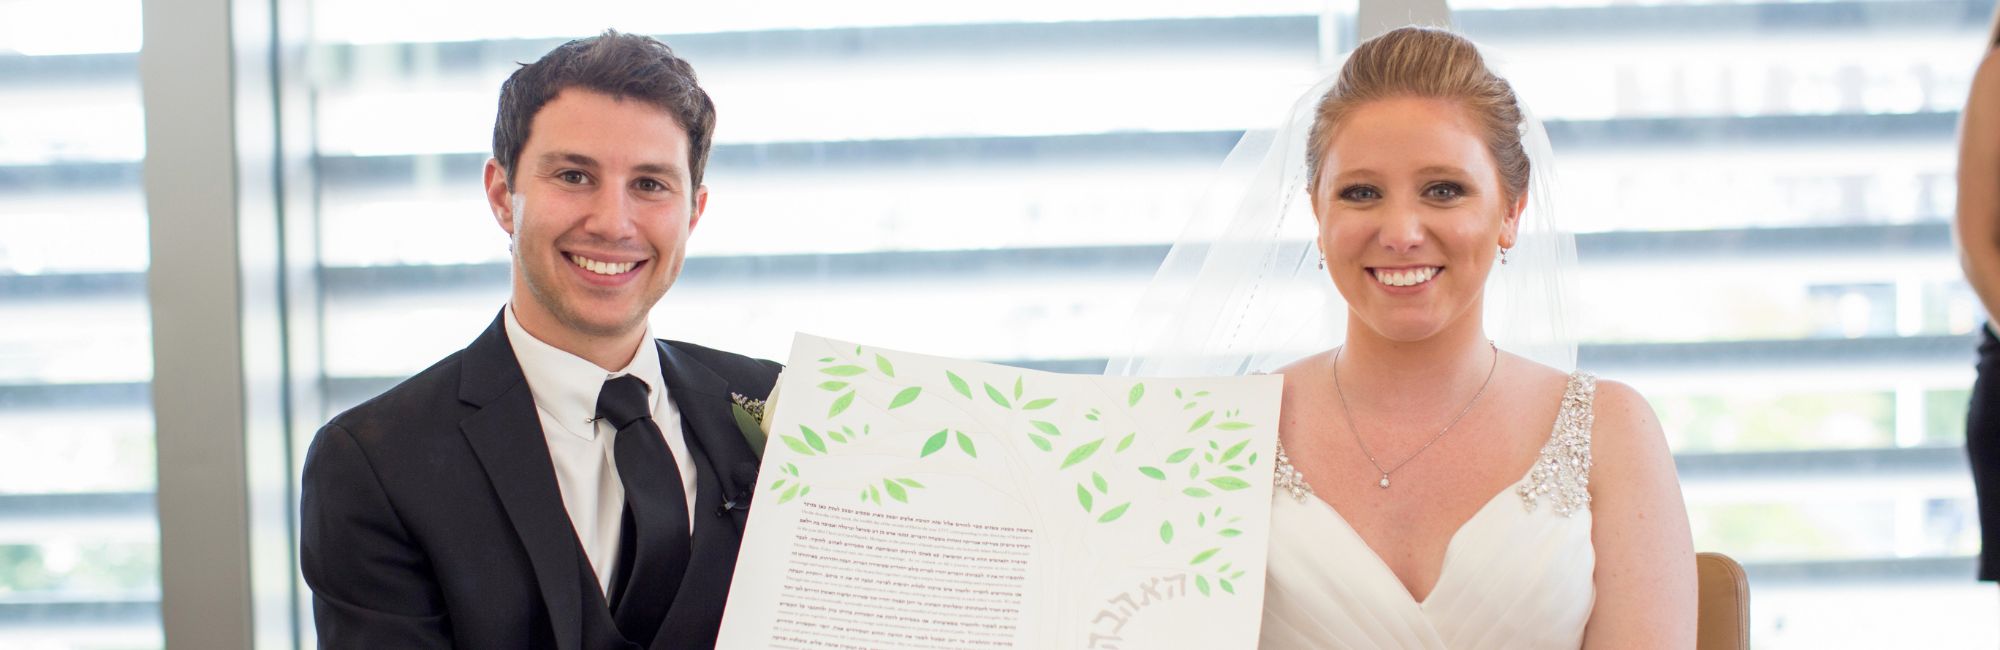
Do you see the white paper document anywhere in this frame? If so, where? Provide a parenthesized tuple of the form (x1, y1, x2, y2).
(715, 334, 1283, 649)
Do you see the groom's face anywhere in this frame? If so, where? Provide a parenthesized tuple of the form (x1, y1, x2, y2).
(484, 88, 708, 346)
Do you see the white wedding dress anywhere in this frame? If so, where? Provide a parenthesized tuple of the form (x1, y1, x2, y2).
(1260, 372, 1599, 650)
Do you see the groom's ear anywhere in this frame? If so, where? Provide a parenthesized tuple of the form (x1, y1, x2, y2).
(483, 158, 516, 236)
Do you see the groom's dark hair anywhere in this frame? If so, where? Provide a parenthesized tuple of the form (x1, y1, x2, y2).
(491, 29, 716, 192)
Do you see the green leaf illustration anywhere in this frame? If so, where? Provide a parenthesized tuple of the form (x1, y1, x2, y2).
(1022, 398, 1057, 410)
(1174, 388, 1184, 399)
(1077, 484, 1094, 512)
(1189, 464, 1201, 479)
(984, 383, 1012, 409)
(1187, 411, 1214, 432)
(1138, 466, 1166, 480)
(1217, 422, 1253, 431)
(1031, 421, 1062, 437)
(816, 356, 835, 363)
(817, 380, 849, 391)
(1061, 438, 1105, 469)
(1220, 440, 1250, 462)
(1226, 464, 1244, 471)
(1115, 433, 1136, 452)
(921, 430, 949, 457)
(799, 486, 811, 498)
(1028, 434, 1052, 452)
(1196, 575, 1211, 596)
(868, 484, 881, 503)
(1092, 472, 1108, 494)
(883, 479, 908, 503)
(779, 484, 801, 504)
(897, 478, 925, 488)
(1160, 521, 1175, 543)
(1128, 383, 1145, 406)
(874, 354, 896, 378)
(1013, 377, 1024, 400)
(828, 391, 856, 418)
(1191, 547, 1220, 565)
(1183, 487, 1212, 498)
(781, 435, 816, 456)
(770, 479, 786, 490)
(1218, 528, 1242, 538)
(802, 427, 828, 453)
(1097, 502, 1130, 523)
(1166, 448, 1194, 463)
(1207, 476, 1251, 491)
(1220, 579, 1236, 594)
(829, 430, 848, 443)
(947, 371, 973, 399)
(888, 386, 922, 410)
(1198, 512, 1207, 527)
(955, 431, 977, 457)
(784, 463, 798, 476)
(821, 365, 866, 377)
(1248, 452, 1259, 466)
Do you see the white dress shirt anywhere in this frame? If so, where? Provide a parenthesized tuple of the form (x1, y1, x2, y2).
(504, 306, 697, 595)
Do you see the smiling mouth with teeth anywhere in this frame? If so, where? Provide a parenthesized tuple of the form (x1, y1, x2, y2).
(567, 253, 640, 276)
(1371, 266, 1441, 287)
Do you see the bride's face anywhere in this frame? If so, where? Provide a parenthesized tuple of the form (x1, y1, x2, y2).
(1310, 96, 1524, 343)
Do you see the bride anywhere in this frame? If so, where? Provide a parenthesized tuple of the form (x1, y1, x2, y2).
(1112, 26, 1695, 648)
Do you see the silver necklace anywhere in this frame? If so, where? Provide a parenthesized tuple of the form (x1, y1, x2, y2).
(1332, 341, 1499, 489)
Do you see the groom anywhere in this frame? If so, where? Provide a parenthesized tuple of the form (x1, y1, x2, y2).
(300, 31, 779, 650)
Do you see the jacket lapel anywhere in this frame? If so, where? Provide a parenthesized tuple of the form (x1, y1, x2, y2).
(456, 314, 585, 650)
(652, 341, 759, 650)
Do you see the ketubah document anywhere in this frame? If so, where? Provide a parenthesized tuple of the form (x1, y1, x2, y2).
(715, 334, 1283, 649)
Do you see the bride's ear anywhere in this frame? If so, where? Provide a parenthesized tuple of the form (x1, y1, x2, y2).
(1499, 192, 1527, 248)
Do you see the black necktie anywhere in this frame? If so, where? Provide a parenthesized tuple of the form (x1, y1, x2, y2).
(596, 374, 690, 647)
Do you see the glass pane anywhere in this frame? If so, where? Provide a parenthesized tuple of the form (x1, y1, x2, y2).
(0, 0, 160, 647)
(1458, 0, 1995, 646)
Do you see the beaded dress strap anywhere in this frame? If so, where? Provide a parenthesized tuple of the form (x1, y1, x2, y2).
(1517, 372, 1596, 516)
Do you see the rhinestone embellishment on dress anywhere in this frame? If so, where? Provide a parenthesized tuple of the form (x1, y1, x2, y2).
(1274, 440, 1314, 502)
(1518, 373, 1596, 517)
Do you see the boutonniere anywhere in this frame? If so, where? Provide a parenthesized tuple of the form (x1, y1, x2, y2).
(730, 372, 782, 458)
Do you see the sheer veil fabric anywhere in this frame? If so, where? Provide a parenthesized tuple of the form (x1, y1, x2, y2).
(1103, 49, 1578, 379)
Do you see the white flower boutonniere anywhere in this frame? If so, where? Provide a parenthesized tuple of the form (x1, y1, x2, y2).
(730, 371, 782, 458)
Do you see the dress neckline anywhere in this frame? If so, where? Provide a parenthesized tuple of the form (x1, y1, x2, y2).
(1270, 370, 1597, 605)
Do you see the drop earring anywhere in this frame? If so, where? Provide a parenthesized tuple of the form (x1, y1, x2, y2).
(1317, 253, 1325, 270)
(1499, 246, 1509, 265)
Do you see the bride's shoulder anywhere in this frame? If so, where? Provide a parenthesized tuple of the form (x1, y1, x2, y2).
(1568, 372, 1673, 496)
(1269, 350, 1332, 376)
(1503, 352, 1663, 454)
(1570, 372, 1658, 444)
(1268, 350, 1335, 393)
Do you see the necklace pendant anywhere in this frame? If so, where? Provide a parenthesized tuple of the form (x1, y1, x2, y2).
(1378, 474, 1391, 489)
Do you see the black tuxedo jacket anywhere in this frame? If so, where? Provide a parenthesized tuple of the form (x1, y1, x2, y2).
(301, 314, 779, 649)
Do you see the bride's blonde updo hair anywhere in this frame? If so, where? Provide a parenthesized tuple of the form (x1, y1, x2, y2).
(1305, 26, 1531, 204)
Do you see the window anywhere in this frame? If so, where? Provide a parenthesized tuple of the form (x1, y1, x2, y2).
(1456, 0, 1990, 645)
(0, 0, 160, 647)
